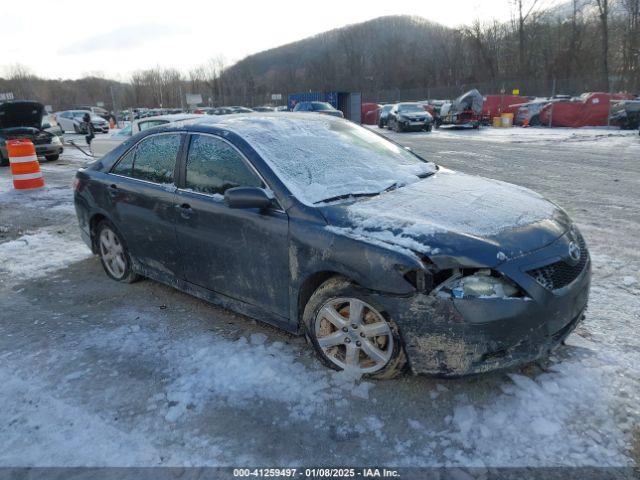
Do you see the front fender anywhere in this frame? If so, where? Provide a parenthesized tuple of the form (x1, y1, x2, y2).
(289, 218, 425, 325)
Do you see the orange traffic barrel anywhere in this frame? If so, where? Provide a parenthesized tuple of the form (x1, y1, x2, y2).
(7, 139, 45, 190)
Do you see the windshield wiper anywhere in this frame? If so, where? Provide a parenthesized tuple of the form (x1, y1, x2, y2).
(417, 170, 437, 179)
(314, 192, 381, 204)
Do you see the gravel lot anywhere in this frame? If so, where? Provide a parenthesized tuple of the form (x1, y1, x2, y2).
(0, 127, 638, 469)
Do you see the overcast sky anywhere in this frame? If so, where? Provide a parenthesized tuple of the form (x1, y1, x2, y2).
(1, 0, 560, 80)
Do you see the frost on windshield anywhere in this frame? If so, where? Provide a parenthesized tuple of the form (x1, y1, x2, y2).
(222, 115, 436, 204)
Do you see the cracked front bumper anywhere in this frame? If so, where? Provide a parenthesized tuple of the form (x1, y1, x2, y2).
(372, 237, 591, 376)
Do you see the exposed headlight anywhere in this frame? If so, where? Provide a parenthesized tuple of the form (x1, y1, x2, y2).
(51, 135, 61, 145)
(447, 271, 520, 299)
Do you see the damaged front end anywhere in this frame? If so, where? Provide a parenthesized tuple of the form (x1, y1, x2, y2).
(371, 235, 591, 376)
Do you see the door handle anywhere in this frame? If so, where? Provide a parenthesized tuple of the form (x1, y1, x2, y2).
(107, 184, 118, 197)
(176, 203, 193, 219)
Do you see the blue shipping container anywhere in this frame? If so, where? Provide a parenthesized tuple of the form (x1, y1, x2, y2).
(288, 91, 361, 123)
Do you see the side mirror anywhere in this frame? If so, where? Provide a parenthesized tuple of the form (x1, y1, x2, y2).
(224, 187, 273, 210)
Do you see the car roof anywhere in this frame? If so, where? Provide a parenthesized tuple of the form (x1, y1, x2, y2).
(172, 112, 343, 134)
(134, 113, 203, 125)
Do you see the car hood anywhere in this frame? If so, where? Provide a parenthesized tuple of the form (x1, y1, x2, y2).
(0, 101, 45, 130)
(318, 169, 571, 269)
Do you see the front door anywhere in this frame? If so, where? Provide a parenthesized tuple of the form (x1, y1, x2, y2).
(174, 133, 290, 317)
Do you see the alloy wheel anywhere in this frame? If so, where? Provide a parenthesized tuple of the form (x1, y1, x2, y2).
(99, 227, 127, 279)
(314, 297, 393, 374)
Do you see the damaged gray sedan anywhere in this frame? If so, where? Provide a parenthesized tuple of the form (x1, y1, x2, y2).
(74, 113, 590, 378)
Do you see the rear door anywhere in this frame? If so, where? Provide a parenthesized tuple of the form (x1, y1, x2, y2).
(174, 133, 290, 317)
(106, 132, 184, 276)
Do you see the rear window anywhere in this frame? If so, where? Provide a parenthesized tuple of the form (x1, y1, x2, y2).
(114, 133, 181, 184)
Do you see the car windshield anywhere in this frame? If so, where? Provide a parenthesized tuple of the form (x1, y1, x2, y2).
(311, 102, 333, 111)
(115, 124, 132, 136)
(223, 115, 436, 205)
(398, 103, 425, 113)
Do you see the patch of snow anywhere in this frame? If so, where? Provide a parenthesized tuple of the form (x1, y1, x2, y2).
(0, 367, 161, 466)
(622, 276, 637, 287)
(0, 229, 91, 281)
(154, 333, 375, 423)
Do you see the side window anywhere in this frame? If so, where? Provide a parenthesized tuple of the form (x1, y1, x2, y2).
(131, 134, 181, 184)
(111, 148, 135, 176)
(185, 135, 263, 195)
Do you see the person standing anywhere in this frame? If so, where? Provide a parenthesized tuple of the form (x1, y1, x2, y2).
(83, 112, 95, 146)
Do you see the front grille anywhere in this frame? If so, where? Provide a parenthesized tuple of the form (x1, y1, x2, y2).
(527, 233, 588, 291)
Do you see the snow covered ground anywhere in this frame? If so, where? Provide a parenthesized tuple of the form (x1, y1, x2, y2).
(0, 129, 638, 469)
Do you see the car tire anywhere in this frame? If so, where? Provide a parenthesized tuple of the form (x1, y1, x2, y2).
(0, 156, 8, 167)
(394, 121, 403, 133)
(378, 120, 384, 128)
(95, 220, 140, 283)
(73, 124, 79, 133)
(425, 124, 433, 132)
(45, 154, 59, 161)
(302, 276, 406, 379)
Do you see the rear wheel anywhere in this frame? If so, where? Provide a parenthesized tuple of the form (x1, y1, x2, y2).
(96, 221, 140, 283)
(303, 276, 406, 379)
(0, 156, 8, 167)
(45, 154, 59, 161)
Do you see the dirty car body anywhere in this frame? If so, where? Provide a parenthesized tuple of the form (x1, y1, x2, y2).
(74, 113, 590, 376)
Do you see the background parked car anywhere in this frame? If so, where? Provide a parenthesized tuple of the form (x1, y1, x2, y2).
(90, 113, 202, 159)
(377, 104, 394, 128)
(387, 103, 434, 132)
(76, 105, 110, 120)
(228, 106, 254, 113)
(293, 101, 344, 118)
(0, 100, 63, 165)
(252, 106, 275, 112)
(56, 110, 109, 134)
(609, 99, 640, 130)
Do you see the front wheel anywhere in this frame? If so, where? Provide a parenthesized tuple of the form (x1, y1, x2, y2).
(303, 276, 406, 379)
(96, 221, 140, 283)
(45, 154, 59, 161)
(394, 120, 403, 133)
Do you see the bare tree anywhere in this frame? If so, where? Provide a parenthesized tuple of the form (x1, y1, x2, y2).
(512, 0, 540, 77)
(594, 0, 611, 90)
